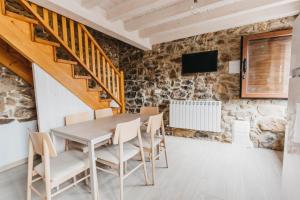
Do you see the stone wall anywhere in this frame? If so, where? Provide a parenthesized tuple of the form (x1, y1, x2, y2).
(0, 65, 36, 124)
(119, 16, 297, 151)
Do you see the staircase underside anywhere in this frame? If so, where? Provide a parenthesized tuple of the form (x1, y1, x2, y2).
(0, 38, 33, 85)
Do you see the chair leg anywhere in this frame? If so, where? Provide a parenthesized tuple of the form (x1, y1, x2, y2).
(27, 142, 34, 200)
(43, 144, 52, 200)
(119, 162, 124, 200)
(45, 177, 52, 200)
(65, 139, 69, 151)
(124, 161, 127, 174)
(151, 147, 156, 185)
(27, 173, 32, 200)
(84, 170, 89, 186)
(140, 150, 149, 186)
(156, 145, 160, 160)
(163, 143, 169, 168)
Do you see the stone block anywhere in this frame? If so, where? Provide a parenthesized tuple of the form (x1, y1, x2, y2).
(173, 128, 196, 138)
(0, 118, 14, 124)
(257, 104, 286, 117)
(258, 117, 287, 133)
(0, 98, 4, 112)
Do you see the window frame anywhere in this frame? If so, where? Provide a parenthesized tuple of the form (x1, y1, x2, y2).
(241, 29, 292, 99)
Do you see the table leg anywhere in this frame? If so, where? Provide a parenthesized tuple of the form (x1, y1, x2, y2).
(88, 141, 99, 200)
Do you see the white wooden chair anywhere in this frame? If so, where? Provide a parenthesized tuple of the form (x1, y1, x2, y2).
(27, 132, 89, 200)
(95, 118, 150, 200)
(132, 112, 168, 185)
(140, 106, 159, 129)
(95, 108, 113, 119)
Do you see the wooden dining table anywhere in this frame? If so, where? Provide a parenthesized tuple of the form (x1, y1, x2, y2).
(51, 113, 150, 200)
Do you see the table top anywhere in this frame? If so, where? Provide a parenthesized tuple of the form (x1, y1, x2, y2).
(51, 113, 150, 144)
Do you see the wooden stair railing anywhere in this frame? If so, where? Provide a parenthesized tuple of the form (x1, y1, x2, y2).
(18, 0, 125, 112)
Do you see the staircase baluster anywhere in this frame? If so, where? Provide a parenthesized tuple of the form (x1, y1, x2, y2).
(102, 57, 107, 87)
(61, 16, 68, 45)
(70, 20, 75, 53)
(31, 3, 37, 13)
(77, 24, 83, 60)
(107, 62, 111, 93)
(116, 73, 120, 100)
(1, 0, 6, 14)
(42, 8, 49, 25)
(52, 13, 58, 35)
(91, 43, 96, 73)
(97, 50, 101, 80)
(112, 69, 115, 96)
(84, 32, 89, 68)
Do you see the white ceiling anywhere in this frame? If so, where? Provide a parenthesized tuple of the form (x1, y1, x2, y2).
(30, 0, 300, 50)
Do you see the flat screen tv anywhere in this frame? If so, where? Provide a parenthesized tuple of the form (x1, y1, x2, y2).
(182, 50, 218, 74)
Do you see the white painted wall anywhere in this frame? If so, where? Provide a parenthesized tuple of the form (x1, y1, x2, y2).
(0, 120, 37, 170)
(32, 64, 93, 152)
(290, 15, 300, 75)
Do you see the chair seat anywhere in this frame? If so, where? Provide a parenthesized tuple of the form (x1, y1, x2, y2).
(96, 143, 139, 164)
(34, 150, 88, 183)
(131, 133, 162, 149)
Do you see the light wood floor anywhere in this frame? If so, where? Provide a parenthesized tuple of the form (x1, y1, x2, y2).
(0, 136, 283, 200)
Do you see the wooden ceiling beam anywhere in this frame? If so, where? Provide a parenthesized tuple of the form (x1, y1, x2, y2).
(107, 0, 160, 21)
(141, 0, 298, 38)
(107, 0, 181, 22)
(150, 1, 300, 44)
(124, 0, 222, 31)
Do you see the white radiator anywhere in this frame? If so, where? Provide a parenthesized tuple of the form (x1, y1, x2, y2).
(170, 100, 222, 132)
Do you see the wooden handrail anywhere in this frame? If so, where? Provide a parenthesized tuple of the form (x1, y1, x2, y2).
(17, 0, 124, 111)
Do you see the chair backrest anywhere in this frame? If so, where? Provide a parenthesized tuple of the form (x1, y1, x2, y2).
(29, 132, 57, 157)
(147, 113, 164, 136)
(140, 106, 159, 115)
(65, 111, 93, 125)
(113, 118, 141, 144)
(95, 108, 113, 119)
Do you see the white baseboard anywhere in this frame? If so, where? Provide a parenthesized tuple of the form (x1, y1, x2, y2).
(0, 158, 28, 173)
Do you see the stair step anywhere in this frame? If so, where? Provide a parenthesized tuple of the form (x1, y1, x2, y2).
(99, 99, 112, 102)
(34, 36, 60, 47)
(72, 65, 90, 78)
(56, 58, 78, 65)
(87, 79, 102, 92)
(5, 11, 38, 25)
(74, 75, 91, 79)
(88, 87, 102, 92)
(54, 46, 73, 61)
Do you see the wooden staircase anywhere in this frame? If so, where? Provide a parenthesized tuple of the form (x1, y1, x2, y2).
(0, 0, 125, 112)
